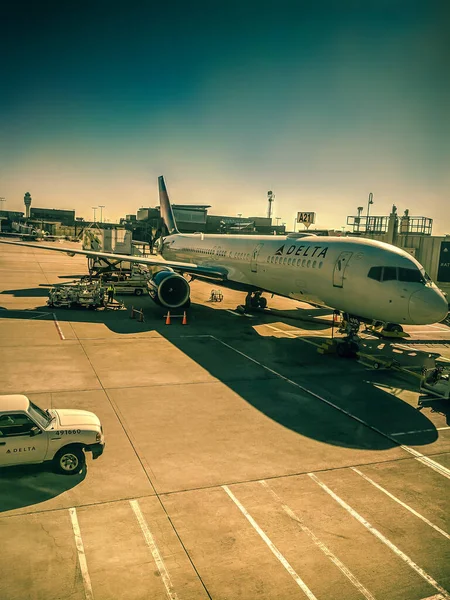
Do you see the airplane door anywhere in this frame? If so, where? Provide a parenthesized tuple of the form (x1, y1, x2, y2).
(332, 251, 353, 288)
(251, 243, 264, 272)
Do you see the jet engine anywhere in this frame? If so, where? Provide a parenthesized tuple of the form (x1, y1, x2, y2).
(147, 269, 190, 308)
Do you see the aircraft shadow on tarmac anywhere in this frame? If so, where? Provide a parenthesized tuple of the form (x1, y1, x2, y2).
(0, 301, 443, 452)
(0, 463, 86, 513)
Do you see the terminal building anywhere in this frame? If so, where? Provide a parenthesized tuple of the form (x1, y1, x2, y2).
(123, 205, 286, 242)
(29, 207, 76, 226)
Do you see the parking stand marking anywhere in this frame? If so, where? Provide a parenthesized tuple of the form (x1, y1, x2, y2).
(308, 474, 450, 600)
(259, 480, 377, 600)
(69, 507, 94, 600)
(222, 485, 319, 600)
(130, 499, 179, 600)
(351, 468, 450, 541)
(400, 446, 450, 481)
(52, 312, 65, 339)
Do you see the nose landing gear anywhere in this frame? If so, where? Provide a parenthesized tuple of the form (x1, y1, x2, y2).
(336, 313, 361, 358)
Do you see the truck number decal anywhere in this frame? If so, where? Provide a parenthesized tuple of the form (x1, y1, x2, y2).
(55, 429, 82, 435)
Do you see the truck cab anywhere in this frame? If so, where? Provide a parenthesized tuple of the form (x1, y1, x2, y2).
(0, 395, 105, 474)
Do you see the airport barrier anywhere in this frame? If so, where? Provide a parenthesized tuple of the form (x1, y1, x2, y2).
(130, 306, 145, 322)
(164, 310, 188, 325)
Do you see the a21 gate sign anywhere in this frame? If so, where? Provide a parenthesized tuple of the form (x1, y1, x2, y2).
(297, 212, 316, 225)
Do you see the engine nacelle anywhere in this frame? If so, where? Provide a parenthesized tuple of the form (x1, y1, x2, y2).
(148, 269, 190, 308)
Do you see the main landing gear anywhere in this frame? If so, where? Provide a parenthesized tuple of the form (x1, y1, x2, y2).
(245, 290, 268, 311)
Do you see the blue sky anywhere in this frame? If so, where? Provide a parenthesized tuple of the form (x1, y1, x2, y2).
(1, 1, 449, 232)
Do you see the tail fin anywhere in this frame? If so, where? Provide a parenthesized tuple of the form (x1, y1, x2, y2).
(158, 176, 179, 235)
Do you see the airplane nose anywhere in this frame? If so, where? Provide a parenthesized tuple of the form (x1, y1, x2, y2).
(409, 288, 449, 325)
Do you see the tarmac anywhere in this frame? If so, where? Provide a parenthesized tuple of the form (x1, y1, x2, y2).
(1, 240, 450, 600)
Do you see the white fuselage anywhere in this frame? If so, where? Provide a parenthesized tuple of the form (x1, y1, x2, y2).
(162, 233, 448, 325)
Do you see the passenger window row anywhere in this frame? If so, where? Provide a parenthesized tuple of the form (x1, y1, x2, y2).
(181, 248, 249, 259)
(267, 256, 324, 269)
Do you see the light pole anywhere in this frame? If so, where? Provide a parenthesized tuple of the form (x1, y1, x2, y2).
(356, 206, 363, 232)
(98, 205, 105, 222)
(366, 193, 373, 232)
(293, 217, 297, 233)
(92, 207, 97, 222)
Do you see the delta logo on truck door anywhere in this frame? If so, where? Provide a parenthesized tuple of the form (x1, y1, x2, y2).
(6, 446, 36, 454)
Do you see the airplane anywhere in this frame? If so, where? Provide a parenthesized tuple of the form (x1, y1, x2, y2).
(0, 176, 448, 353)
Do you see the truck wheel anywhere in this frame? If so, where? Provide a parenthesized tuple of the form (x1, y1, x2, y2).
(135, 289, 143, 296)
(53, 446, 85, 475)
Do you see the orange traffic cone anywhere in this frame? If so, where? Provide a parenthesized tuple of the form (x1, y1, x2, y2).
(165, 311, 171, 325)
(181, 311, 187, 325)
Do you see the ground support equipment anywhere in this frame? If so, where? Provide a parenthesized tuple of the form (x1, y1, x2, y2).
(363, 322, 409, 340)
(419, 363, 450, 400)
(209, 289, 223, 302)
(47, 281, 106, 309)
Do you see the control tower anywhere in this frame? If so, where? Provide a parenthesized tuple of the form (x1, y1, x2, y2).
(24, 192, 32, 218)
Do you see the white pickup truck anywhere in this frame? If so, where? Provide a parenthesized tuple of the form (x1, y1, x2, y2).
(0, 395, 105, 474)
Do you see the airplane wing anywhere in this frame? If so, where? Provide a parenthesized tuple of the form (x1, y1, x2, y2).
(0, 239, 228, 281)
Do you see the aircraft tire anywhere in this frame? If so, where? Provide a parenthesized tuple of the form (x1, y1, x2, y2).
(135, 289, 143, 296)
(258, 297, 268, 309)
(386, 323, 403, 333)
(250, 296, 260, 309)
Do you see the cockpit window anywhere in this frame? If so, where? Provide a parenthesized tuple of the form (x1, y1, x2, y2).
(398, 267, 425, 283)
(382, 267, 397, 281)
(368, 265, 428, 284)
(368, 266, 382, 281)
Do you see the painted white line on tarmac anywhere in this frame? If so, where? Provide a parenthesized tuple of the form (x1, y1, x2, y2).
(265, 323, 328, 345)
(400, 446, 450, 481)
(351, 468, 450, 541)
(69, 507, 94, 600)
(308, 473, 450, 600)
(226, 309, 253, 317)
(259, 480, 377, 600)
(391, 426, 450, 437)
(420, 594, 447, 599)
(222, 485, 319, 600)
(429, 324, 450, 331)
(391, 428, 435, 436)
(130, 500, 179, 600)
(52, 313, 65, 339)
